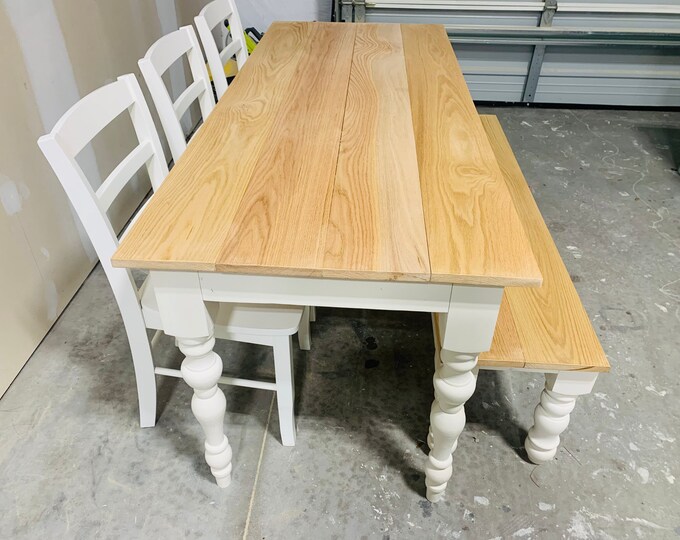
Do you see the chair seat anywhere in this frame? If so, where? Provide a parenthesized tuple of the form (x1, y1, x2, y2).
(140, 276, 304, 336)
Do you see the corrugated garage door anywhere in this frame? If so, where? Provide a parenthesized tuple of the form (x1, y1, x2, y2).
(334, 1, 680, 106)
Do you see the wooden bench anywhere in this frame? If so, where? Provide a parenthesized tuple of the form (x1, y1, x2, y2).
(434, 115, 610, 465)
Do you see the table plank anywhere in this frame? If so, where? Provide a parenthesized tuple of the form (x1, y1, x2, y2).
(323, 24, 430, 281)
(402, 24, 542, 286)
(218, 23, 357, 276)
(113, 23, 344, 271)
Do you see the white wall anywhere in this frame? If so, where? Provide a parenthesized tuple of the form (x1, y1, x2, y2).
(235, 0, 331, 30)
(0, 0, 180, 395)
(175, 0, 330, 32)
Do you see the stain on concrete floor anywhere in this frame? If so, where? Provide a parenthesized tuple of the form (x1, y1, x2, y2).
(1, 107, 679, 539)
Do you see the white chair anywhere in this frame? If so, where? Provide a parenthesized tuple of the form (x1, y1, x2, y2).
(138, 26, 215, 164)
(38, 74, 309, 446)
(194, 0, 248, 99)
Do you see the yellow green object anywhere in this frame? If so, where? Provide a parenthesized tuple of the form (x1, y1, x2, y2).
(244, 31, 258, 54)
(206, 29, 259, 81)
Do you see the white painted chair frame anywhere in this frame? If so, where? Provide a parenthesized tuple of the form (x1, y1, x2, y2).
(38, 75, 167, 430)
(194, 0, 248, 99)
(139, 26, 215, 164)
(38, 75, 309, 452)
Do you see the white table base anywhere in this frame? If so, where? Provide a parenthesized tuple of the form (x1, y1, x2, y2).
(150, 270, 577, 501)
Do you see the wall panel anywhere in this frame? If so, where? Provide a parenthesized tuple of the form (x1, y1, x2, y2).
(0, 0, 177, 395)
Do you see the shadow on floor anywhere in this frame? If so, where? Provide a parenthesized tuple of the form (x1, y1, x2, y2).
(262, 307, 531, 498)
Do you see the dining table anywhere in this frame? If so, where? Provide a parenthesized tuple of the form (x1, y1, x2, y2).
(112, 21, 542, 502)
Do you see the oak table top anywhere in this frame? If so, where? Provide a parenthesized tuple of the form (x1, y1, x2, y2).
(113, 22, 541, 287)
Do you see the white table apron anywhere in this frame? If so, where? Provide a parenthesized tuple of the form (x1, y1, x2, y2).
(152, 270, 505, 500)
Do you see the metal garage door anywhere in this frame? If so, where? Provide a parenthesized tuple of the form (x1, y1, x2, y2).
(334, 1, 680, 106)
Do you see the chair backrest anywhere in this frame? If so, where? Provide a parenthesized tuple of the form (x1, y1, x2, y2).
(194, 0, 248, 99)
(139, 25, 215, 164)
(38, 74, 168, 309)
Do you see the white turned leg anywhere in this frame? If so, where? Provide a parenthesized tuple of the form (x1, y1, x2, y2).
(525, 389, 576, 464)
(178, 335, 233, 487)
(298, 307, 311, 351)
(309, 306, 316, 322)
(525, 372, 599, 464)
(425, 286, 504, 502)
(273, 336, 296, 446)
(425, 350, 479, 502)
(152, 271, 232, 487)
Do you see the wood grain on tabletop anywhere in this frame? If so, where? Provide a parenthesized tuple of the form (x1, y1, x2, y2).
(323, 24, 430, 281)
(113, 22, 354, 272)
(112, 22, 541, 289)
(480, 115, 609, 372)
(402, 24, 541, 286)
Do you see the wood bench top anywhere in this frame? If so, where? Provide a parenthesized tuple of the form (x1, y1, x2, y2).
(475, 116, 609, 372)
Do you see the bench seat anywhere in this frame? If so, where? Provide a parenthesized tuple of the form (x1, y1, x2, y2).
(426, 115, 611, 494)
(435, 115, 610, 374)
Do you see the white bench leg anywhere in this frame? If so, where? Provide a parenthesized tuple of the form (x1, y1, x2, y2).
(298, 307, 311, 351)
(525, 371, 599, 464)
(425, 286, 503, 502)
(178, 334, 233, 487)
(309, 306, 316, 322)
(273, 335, 296, 446)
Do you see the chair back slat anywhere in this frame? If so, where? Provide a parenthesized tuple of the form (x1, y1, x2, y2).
(195, 0, 248, 99)
(219, 40, 242, 65)
(53, 79, 135, 157)
(139, 26, 214, 164)
(96, 141, 154, 212)
(172, 80, 205, 121)
(145, 31, 193, 75)
(202, 0, 233, 30)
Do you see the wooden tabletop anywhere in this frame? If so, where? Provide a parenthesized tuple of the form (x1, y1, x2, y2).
(113, 22, 541, 287)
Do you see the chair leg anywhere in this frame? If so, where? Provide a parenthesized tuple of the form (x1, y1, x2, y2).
(273, 335, 296, 446)
(309, 306, 316, 322)
(298, 307, 311, 351)
(124, 317, 158, 428)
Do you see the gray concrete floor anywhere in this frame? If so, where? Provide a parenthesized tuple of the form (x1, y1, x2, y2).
(1, 107, 679, 539)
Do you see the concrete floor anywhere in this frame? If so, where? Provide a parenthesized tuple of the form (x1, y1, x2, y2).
(1, 107, 679, 539)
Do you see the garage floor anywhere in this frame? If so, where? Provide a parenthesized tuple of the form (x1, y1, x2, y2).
(1, 107, 679, 539)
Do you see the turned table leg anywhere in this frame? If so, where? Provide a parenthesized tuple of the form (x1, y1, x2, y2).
(178, 335, 233, 487)
(425, 350, 479, 502)
(525, 372, 599, 464)
(425, 286, 503, 502)
(151, 271, 232, 487)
